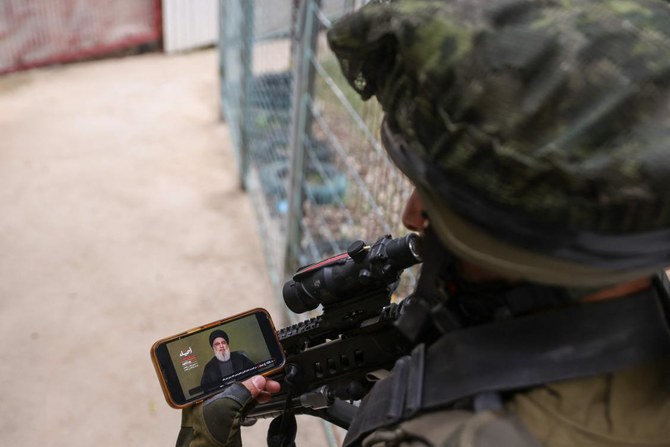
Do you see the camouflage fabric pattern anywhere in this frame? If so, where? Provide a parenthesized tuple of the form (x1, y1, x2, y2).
(328, 0, 670, 235)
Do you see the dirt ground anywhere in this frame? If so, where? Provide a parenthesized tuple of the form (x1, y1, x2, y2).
(0, 49, 327, 446)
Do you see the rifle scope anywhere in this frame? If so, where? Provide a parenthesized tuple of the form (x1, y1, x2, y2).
(283, 234, 422, 314)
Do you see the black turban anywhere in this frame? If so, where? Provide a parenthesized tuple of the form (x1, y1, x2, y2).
(208, 329, 229, 347)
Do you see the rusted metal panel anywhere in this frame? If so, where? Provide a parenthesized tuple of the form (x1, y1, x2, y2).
(0, 0, 161, 75)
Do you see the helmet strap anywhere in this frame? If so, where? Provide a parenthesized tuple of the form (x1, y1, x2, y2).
(396, 225, 579, 344)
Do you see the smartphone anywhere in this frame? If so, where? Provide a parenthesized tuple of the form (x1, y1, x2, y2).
(151, 308, 285, 408)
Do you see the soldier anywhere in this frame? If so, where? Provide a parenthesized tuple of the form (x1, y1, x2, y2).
(178, 1, 670, 446)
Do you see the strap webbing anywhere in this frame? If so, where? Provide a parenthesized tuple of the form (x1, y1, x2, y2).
(344, 288, 670, 446)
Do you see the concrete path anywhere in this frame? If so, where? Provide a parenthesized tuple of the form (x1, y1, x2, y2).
(0, 49, 326, 446)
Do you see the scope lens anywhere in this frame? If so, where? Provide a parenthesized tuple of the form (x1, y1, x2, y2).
(385, 233, 423, 269)
(408, 235, 422, 262)
(282, 280, 320, 314)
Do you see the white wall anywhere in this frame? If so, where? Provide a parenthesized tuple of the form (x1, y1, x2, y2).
(162, 0, 219, 53)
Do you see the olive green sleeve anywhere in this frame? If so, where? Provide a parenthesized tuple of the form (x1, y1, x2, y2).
(176, 383, 254, 447)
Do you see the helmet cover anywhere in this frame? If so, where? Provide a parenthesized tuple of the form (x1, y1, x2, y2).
(328, 0, 670, 285)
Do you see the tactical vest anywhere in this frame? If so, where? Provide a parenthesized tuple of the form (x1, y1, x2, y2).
(343, 274, 670, 446)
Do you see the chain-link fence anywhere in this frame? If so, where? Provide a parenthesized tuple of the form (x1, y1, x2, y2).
(220, 1, 417, 444)
(220, 0, 419, 313)
(220, 0, 417, 310)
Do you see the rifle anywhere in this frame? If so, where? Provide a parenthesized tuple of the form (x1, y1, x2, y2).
(243, 233, 422, 429)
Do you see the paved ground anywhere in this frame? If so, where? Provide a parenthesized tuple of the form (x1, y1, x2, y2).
(0, 49, 327, 446)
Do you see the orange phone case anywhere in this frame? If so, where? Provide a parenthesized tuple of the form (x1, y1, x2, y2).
(150, 307, 285, 408)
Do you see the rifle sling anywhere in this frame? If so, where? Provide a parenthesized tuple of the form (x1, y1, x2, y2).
(343, 288, 670, 446)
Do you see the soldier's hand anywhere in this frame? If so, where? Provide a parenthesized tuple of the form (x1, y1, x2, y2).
(241, 375, 281, 404)
(177, 377, 281, 447)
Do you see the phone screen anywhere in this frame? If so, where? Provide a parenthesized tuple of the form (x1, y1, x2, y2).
(151, 308, 285, 408)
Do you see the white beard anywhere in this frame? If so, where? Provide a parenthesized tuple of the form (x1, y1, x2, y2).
(214, 350, 231, 362)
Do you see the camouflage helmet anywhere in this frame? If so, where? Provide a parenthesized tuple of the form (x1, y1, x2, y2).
(327, 0, 670, 287)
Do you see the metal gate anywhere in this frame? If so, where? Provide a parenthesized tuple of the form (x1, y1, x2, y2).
(220, 2, 417, 444)
(220, 0, 416, 303)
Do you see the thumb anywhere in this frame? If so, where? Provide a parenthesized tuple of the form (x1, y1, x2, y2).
(242, 375, 266, 398)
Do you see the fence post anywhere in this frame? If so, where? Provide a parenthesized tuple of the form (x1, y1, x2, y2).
(218, 0, 226, 121)
(219, 0, 255, 190)
(238, 0, 255, 190)
(282, 0, 321, 281)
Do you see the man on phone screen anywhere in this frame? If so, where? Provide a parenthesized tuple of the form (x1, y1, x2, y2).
(200, 330, 254, 392)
